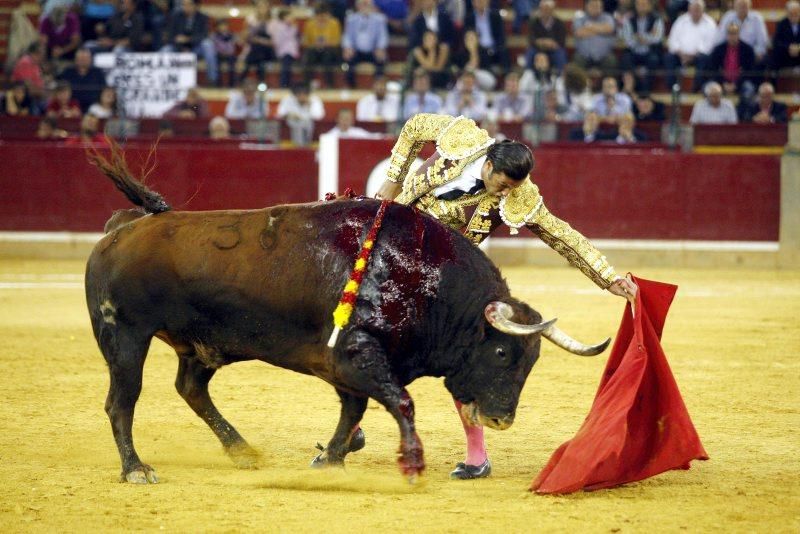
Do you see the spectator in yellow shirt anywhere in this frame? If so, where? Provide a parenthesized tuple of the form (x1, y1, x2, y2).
(302, 2, 342, 88)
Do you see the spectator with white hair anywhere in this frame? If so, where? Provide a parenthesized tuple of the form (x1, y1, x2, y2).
(690, 82, 738, 123)
(737, 82, 789, 123)
(665, 0, 717, 92)
(773, 0, 800, 70)
(716, 0, 769, 65)
(209, 116, 231, 139)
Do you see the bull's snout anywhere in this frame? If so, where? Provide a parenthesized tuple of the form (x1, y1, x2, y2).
(479, 413, 515, 431)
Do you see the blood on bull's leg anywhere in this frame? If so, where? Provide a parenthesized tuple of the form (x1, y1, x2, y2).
(174, 357, 259, 469)
(311, 389, 368, 467)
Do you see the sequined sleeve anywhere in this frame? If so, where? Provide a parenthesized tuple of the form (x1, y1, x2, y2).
(386, 114, 457, 184)
(527, 201, 618, 289)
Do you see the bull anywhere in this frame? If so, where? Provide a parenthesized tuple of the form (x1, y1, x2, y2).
(85, 146, 609, 483)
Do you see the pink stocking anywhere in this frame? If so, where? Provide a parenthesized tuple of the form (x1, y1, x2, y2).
(454, 399, 488, 465)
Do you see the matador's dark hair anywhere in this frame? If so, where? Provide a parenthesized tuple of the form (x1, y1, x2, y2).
(486, 140, 534, 181)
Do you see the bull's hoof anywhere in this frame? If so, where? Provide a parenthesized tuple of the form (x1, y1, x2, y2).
(310, 451, 344, 469)
(449, 459, 492, 480)
(226, 443, 261, 470)
(121, 464, 158, 484)
(349, 428, 365, 453)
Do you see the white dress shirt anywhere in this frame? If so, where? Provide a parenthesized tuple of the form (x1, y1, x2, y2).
(433, 155, 487, 198)
(275, 94, 325, 121)
(356, 92, 401, 122)
(668, 13, 718, 56)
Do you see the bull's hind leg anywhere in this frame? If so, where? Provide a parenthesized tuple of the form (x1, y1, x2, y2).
(311, 389, 368, 468)
(174, 357, 260, 469)
(98, 327, 158, 484)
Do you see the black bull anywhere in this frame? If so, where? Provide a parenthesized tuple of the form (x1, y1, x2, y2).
(85, 148, 609, 483)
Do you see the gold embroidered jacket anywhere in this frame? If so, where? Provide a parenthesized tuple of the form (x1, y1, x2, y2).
(386, 113, 618, 289)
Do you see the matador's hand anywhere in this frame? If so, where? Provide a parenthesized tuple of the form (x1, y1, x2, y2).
(375, 179, 402, 200)
(608, 274, 638, 307)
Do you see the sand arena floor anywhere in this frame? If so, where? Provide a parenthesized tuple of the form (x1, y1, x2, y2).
(0, 259, 798, 532)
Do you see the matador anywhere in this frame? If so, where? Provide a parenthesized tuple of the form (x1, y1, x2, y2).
(374, 113, 638, 480)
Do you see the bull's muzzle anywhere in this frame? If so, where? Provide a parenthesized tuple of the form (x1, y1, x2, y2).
(460, 402, 515, 430)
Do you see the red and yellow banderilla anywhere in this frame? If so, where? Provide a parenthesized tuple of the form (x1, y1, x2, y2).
(327, 200, 391, 348)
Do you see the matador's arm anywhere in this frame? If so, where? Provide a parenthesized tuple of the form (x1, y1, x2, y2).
(385, 113, 458, 184)
(526, 200, 618, 290)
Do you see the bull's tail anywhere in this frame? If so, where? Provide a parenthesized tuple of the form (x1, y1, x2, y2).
(87, 139, 171, 214)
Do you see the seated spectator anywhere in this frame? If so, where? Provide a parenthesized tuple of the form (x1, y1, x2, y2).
(241, 0, 274, 83)
(66, 113, 107, 145)
(342, 0, 388, 88)
(463, 0, 511, 75)
(569, 111, 609, 142)
(36, 116, 69, 139)
(325, 108, 375, 137)
(443, 70, 488, 120)
(58, 48, 107, 113)
(162, 0, 218, 86)
(225, 79, 266, 119)
(412, 30, 452, 90)
(453, 30, 499, 90)
(615, 112, 647, 143)
(690, 81, 738, 123)
(209, 116, 231, 139)
(164, 88, 210, 119)
(716, 0, 769, 67)
(47, 81, 83, 118)
(709, 23, 756, 96)
(737, 82, 789, 123)
(409, 0, 456, 50)
(101, 0, 145, 52)
(212, 19, 239, 87)
(665, 0, 716, 92)
(402, 69, 444, 119)
(88, 86, 118, 118)
(620, 0, 664, 92)
(356, 76, 400, 122)
(81, 0, 117, 41)
(527, 0, 568, 72)
(591, 76, 632, 123)
(374, 0, 408, 33)
(540, 88, 569, 122)
(302, 2, 342, 88)
(140, 0, 170, 50)
(572, 0, 618, 75)
(492, 71, 533, 122)
(520, 52, 565, 102)
(276, 83, 325, 145)
(2, 82, 37, 116)
(11, 44, 46, 100)
(773, 0, 800, 71)
(268, 8, 300, 88)
(632, 92, 665, 121)
(562, 63, 593, 121)
(39, 6, 82, 60)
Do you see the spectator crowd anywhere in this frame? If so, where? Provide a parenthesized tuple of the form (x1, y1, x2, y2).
(4, 0, 799, 144)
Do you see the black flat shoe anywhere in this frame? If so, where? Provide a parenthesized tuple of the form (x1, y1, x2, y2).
(450, 459, 492, 480)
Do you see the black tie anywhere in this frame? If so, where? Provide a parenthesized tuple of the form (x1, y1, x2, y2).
(437, 181, 486, 201)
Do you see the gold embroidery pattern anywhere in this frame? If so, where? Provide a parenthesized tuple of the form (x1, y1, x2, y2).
(436, 116, 494, 160)
(413, 190, 492, 229)
(386, 114, 459, 184)
(396, 148, 491, 205)
(527, 203, 617, 288)
(498, 180, 540, 234)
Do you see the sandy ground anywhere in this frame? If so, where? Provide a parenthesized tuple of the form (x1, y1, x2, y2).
(0, 259, 798, 533)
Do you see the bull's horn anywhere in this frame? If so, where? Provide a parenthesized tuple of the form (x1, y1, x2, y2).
(484, 301, 556, 336)
(542, 325, 611, 356)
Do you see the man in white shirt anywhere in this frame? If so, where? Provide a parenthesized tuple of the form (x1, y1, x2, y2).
(356, 76, 401, 122)
(443, 70, 488, 120)
(665, 0, 717, 92)
(690, 81, 738, 123)
(224, 79, 267, 120)
(325, 108, 376, 137)
(716, 0, 770, 65)
(276, 84, 326, 145)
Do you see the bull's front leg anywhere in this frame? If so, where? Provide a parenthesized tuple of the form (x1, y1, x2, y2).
(377, 386, 425, 480)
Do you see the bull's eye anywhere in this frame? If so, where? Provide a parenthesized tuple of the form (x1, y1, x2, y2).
(496, 347, 506, 359)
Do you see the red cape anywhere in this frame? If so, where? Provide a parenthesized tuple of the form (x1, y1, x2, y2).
(532, 276, 708, 494)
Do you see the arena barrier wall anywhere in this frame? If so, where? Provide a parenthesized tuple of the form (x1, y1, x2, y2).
(0, 134, 795, 268)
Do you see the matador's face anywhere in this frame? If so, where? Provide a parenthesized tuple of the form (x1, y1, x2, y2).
(482, 161, 522, 198)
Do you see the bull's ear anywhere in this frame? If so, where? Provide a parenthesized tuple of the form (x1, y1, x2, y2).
(484, 301, 556, 336)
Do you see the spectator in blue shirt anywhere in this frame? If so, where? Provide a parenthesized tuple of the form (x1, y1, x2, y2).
(342, 0, 389, 88)
(591, 76, 633, 123)
(402, 69, 444, 119)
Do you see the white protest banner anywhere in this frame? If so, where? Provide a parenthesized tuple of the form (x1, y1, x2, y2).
(95, 52, 197, 118)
